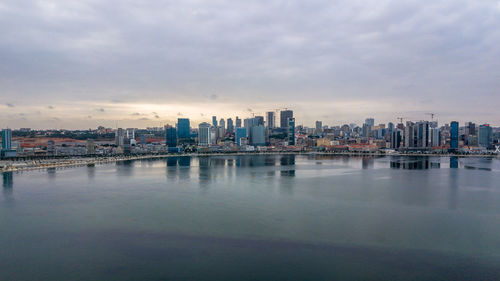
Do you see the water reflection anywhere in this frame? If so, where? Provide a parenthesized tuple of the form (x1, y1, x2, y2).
(47, 167, 56, 179)
(450, 157, 459, 169)
(280, 155, 295, 177)
(116, 160, 134, 176)
(390, 158, 441, 170)
(2, 172, 13, 200)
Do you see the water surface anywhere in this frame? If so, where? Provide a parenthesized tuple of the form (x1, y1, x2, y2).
(1, 155, 500, 280)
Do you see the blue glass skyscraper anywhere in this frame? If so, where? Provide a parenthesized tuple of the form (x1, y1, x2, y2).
(177, 118, 190, 139)
(450, 121, 459, 150)
(235, 127, 247, 146)
(165, 126, 177, 147)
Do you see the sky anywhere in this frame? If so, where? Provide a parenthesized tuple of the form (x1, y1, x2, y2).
(1, 0, 499, 129)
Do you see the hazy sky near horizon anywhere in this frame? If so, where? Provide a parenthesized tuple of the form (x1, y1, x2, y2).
(1, 0, 500, 129)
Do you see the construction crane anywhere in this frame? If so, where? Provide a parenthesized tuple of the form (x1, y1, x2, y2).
(397, 117, 405, 124)
(425, 113, 436, 121)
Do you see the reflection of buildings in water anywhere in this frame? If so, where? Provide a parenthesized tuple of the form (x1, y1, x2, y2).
(47, 167, 56, 179)
(280, 155, 295, 177)
(2, 172, 14, 200)
(198, 157, 212, 187)
(87, 165, 95, 180)
(450, 157, 459, 169)
(167, 157, 178, 167)
(116, 160, 134, 176)
(361, 157, 374, 169)
(390, 158, 440, 170)
(3, 172, 13, 189)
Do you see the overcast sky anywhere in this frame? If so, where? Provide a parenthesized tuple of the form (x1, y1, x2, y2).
(1, 0, 499, 129)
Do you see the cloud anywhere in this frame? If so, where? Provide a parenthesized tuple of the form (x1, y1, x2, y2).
(95, 108, 105, 112)
(247, 108, 252, 112)
(131, 112, 141, 116)
(139, 117, 150, 121)
(154, 115, 160, 119)
(6, 103, 14, 108)
(87, 115, 92, 119)
(0, 0, 499, 126)
(47, 105, 54, 109)
(177, 112, 183, 116)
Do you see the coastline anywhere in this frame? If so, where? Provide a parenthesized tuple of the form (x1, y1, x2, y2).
(1, 151, 498, 173)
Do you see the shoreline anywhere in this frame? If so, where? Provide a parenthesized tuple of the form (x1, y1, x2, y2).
(1, 151, 498, 173)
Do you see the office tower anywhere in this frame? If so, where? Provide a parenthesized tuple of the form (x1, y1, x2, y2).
(362, 123, 372, 138)
(115, 128, 125, 147)
(287, 118, 296, 145)
(177, 118, 190, 139)
(235, 116, 242, 128)
(227, 118, 234, 133)
(212, 116, 217, 127)
(235, 127, 247, 146)
(391, 130, 401, 149)
(404, 122, 416, 148)
(430, 121, 438, 129)
(266, 112, 275, 129)
(165, 126, 177, 147)
(466, 122, 476, 136)
(450, 121, 459, 150)
(219, 118, 225, 130)
(126, 128, 135, 140)
(478, 124, 493, 148)
(430, 128, 441, 147)
(387, 122, 394, 133)
(140, 135, 146, 145)
(280, 110, 293, 128)
(47, 140, 55, 155)
(1, 129, 12, 151)
(250, 125, 266, 146)
(255, 116, 264, 126)
(416, 121, 430, 148)
(211, 126, 218, 145)
(315, 121, 323, 135)
(198, 122, 211, 146)
(365, 118, 375, 127)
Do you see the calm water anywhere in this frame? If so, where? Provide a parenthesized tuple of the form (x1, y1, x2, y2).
(1, 155, 500, 280)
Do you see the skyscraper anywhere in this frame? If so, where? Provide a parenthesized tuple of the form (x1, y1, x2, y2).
(219, 118, 225, 130)
(478, 124, 493, 148)
(227, 118, 234, 133)
(198, 122, 211, 146)
(235, 127, 247, 146)
(450, 121, 459, 150)
(177, 118, 190, 139)
(287, 118, 295, 145)
(1, 129, 12, 151)
(416, 121, 430, 148)
(255, 116, 264, 126)
(266, 112, 275, 129)
(212, 116, 217, 127)
(235, 116, 242, 128)
(165, 126, 177, 147)
(365, 118, 375, 127)
(115, 128, 125, 147)
(280, 110, 293, 128)
(391, 130, 401, 149)
(315, 121, 322, 135)
(250, 125, 266, 146)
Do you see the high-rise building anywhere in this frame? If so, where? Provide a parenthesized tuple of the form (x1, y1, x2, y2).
(365, 118, 375, 127)
(227, 118, 234, 133)
(255, 116, 264, 126)
(404, 122, 416, 148)
(177, 118, 190, 139)
(1, 129, 12, 151)
(198, 122, 211, 146)
(115, 128, 125, 147)
(250, 125, 266, 146)
(387, 122, 394, 133)
(430, 128, 441, 147)
(235, 117, 242, 128)
(219, 118, 225, 130)
(478, 124, 493, 148)
(126, 128, 135, 140)
(212, 116, 217, 127)
(280, 110, 293, 128)
(450, 121, 459, 150)
(416, 121, 430, 148)
(362, 123, 372, 138)
(266, 112, 275, 129)
(165, 126, 177, 147)
(315, 121, 323, 135)
(235, 127, 247, 146)
(391, 130, 401, 149)
(287, 118, 296, 145)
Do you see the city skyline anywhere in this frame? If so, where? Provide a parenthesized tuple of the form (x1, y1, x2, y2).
(1, 0, 500, 128)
